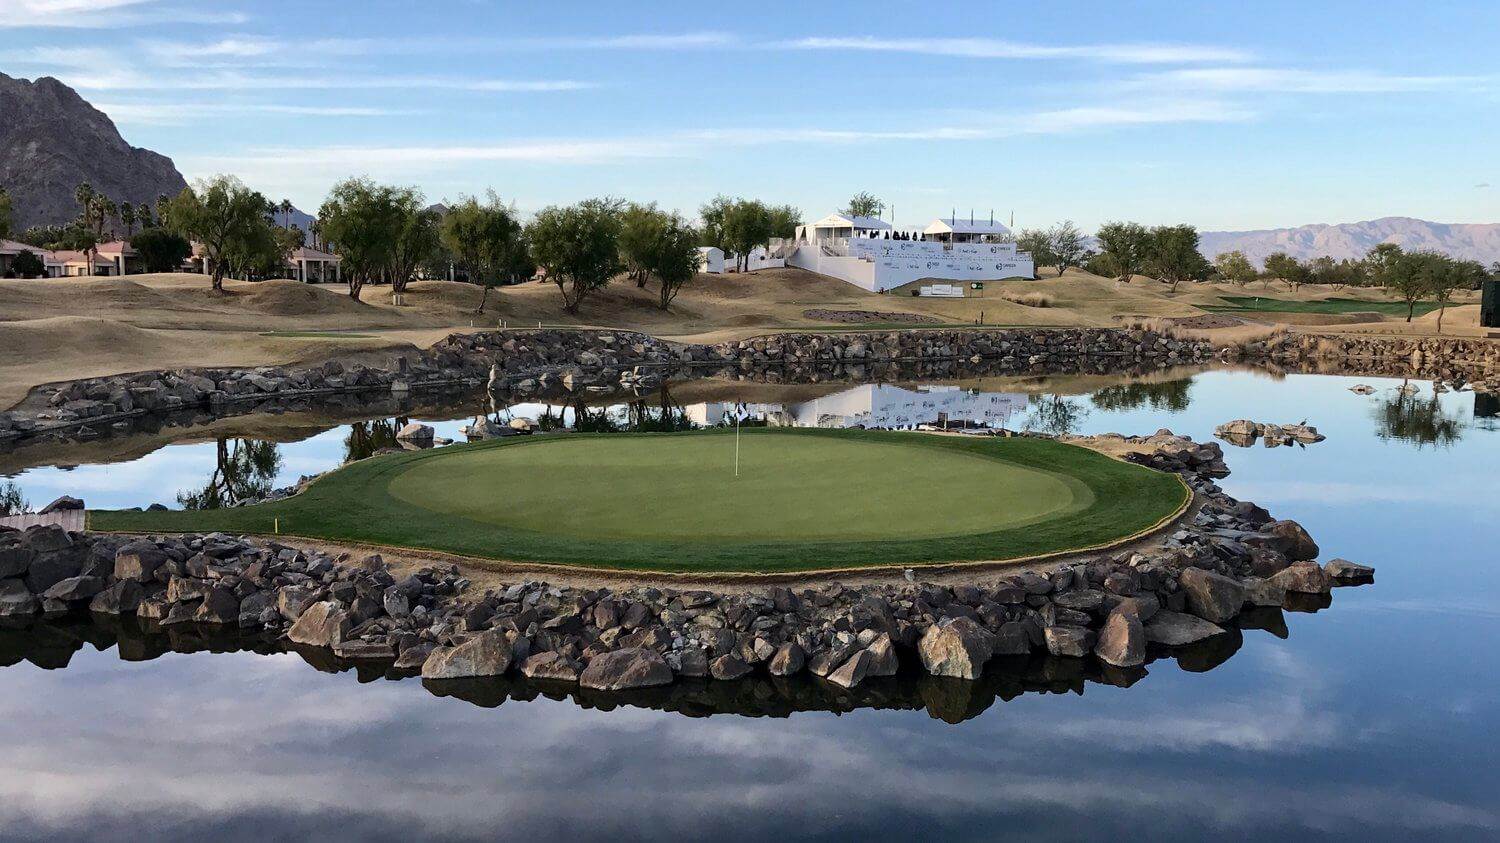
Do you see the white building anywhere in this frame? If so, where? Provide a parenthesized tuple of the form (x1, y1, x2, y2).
(686, 383, 1029, 431)
(786, 211, 1034, 293)
(697, 246, 725, 274)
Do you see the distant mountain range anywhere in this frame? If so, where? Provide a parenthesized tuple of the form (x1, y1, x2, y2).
(1199, 217, 1500, 267)
(0, 72, 187, 231)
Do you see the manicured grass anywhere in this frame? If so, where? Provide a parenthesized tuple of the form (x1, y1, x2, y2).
(1203, 295, 1441, 317)
(90, 429, 1188, 573)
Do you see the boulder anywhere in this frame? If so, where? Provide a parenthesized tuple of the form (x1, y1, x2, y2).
(826, 649, 873, 689)
(520, 651, 582, 683)
(396, 422, 435, 441)
(1241, 577, 1286, 607)
(767, 642, 806, 676)
(1044, 625, 1095, 658)
(194, 586, 240, 624)
(89, 579, 144, 615)
(864, 633, 899, 677)
(1144, 611, 1227, 646)
(37, 495, 84, 514)
(421, 630, 513, 679)
(286, 601, 350, 648)
(991, 621, 1033, 656)
(579, 647, 674, 691)
(1094, 611, 1145, 668)
(1266, 520, 1319, 561)
(709, 653, 753, 681)
(1269, 561, 1331, 594)
(1178, 567, 1245, 624)
(918, 617, 994, 680)
(333, 640, 396, 661)
(277, 585, 321, 621)
(0, 578, 38, 618)
(0, 541, 32, 579)
(675, 647, 709, 678)
(114, 542, 167, 582)
(1324, 559, 1375, 582)
(41, 575, 108, 602)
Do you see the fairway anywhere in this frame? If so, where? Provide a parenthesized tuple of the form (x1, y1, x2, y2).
(1204, 295, 1441, 317)
(91, 429, 1189, 573)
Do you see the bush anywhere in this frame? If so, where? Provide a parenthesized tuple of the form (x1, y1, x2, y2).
(1000, 290, 1054, 308)
(10, 249, 44, 278)
(131, 227, 193, 272)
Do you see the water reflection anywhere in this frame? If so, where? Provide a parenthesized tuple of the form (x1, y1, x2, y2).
(176, 437, 282, 510)
(1370, 385, 1464, 448)
(1090, 378, 1194, 412)
(1021, 393, 1091, 435)
(343, 418, 407, 462)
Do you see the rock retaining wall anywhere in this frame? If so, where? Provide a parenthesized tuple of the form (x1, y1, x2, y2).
(0, 433, 1372, 691)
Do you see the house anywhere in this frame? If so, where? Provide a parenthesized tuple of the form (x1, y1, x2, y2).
(51, 249, 117, 276)
(95, 240, 142, 275)
(288, 246, 341, 283)
(697, 246, 725, 274)
(1, 239, 64, 277)
(785, 210, 1034, 293)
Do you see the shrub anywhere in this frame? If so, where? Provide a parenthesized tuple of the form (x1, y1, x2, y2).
(1000, 290, 1054, 308)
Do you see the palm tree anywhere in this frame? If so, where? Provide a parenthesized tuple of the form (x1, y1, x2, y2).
(279, 198, 293, 230)
(120, 202, 136, 238)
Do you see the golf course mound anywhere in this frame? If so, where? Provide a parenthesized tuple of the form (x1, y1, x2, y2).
(91, 429, 1190, 573)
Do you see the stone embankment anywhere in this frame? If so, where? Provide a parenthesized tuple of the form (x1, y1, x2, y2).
(1214, 420, 1325, 448)
(1237, 332, 1499, 389)
(0, 327, 1215, 442)
(0, 434, 1373, 691)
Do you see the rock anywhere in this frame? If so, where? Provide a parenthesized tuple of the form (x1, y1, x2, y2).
(286, 601, 350, 648)
(710, 653, 753, 681)
(579, 647, 674, 691)
(396, 422, 434, 441)
(864, 633, 899, 677)
(768, 642, 806, 676)
(0, 541, 32, 579)
(41, 575, 108, 602)
(0, 578, 39, 618)
(1044, 625, 1095, 658)
(333, 640, 396, 661)
(1144, 611, 1227, 646)
(277, 585, 321, 621)
(918, 617, 994, 680)
(1324, 559, 1375, 582)
(89, 579, 143, 614)
(675, 647, 709, 678)
(1178, 567, 1246, 624)
(193, 586, 240, 624)
(37, 495, 84, 514)
(421, 630, 513, 679)
(1242, 577, 1287, 607)
(520, 651, 582, 682)
(991, 621, 1033, 656)
(114, 543, 167, 582)
(1269, 560, 1331, 594)
(1094, 611, 1145, 668)
(1266, 520, 1319, 561)
(826, 649, 873, 689)
(393, 642, 436, 670)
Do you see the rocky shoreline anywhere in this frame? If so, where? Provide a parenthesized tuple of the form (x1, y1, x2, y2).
(0, 432, 1373, 692)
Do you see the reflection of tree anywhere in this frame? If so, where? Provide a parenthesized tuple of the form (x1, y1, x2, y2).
(1023, 394, 1089, 435)
(625, 385, 695, 432)
(1, 480, 29, 516)
(344, 418, 406, 462)
(1371, 388, 1463, 448)
(1090, 378, 1193, 413)
(570, 399, 622, 433)
(177, 438, 283, 510)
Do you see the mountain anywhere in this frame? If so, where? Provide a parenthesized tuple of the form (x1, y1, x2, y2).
(0, 72, 188, 231)
(1199, 217, 1500, 267)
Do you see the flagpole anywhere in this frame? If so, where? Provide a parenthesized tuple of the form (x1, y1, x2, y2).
(734, 409, 741, 478)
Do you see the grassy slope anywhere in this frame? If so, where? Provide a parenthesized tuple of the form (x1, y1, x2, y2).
(1204, 295, 1443, 316)
(90, 429, 1188, 573)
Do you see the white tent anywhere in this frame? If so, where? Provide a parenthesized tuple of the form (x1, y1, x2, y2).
(697, 246, 724, 274)
(922, 217, 1014, 243)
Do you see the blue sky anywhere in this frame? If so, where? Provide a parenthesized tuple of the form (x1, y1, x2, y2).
(3, 0, 1497, 231)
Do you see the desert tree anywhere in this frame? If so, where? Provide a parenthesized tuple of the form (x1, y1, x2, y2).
(1262, 252, 1309, 291)
(318, 177, 407, 301)
(1095, 221, 1151, 283)
(440, 191, 527, 314)
(1147, 224, 1211, 293)
(649, 213, 702, 311)
(527, 197, 624, 314)
(1364, 242, 1404, 293)
(767, 204, 801, 240)
(619, 202, 668, 287)
(842, 192, 883, 219)
(165, 175, 275, 291)
(1213, 250, 1257, 286)
(1048, 220, 1088, 276)
(130, 227, 192, 272)
(10, 249, 44, 278)
(698, 195, 733, 251)
(119, 202, 136, 237)
(1014, 229, 1057, 278)
(721, 199, 773, 271)
(387, 190, 437, 295)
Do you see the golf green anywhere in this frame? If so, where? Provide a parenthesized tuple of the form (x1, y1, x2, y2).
(91, 428, 1189, 573)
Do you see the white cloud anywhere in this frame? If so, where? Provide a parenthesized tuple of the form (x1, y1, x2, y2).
(776, 36, 1252, 64)
(98, 101, 419, 125)
(1133, 66, 1491, 94)
(0, 0, 247, 28)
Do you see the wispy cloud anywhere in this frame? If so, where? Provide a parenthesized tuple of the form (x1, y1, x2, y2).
(1132, 66, 1491, 93)
(775, 36, 1252, 64)
(98, 101, 419, 125)
(0, 0, 247, 28)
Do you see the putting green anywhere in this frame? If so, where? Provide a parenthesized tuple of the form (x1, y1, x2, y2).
(91, 429, 1189, 573)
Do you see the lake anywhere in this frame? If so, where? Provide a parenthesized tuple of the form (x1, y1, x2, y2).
(1, 367, 1496, 841)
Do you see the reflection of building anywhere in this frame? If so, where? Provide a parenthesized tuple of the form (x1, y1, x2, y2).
(685, 384, 1028, 430)
(786, 212, 1035, 292)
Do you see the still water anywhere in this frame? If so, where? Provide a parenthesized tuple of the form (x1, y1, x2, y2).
(1, 369, 1496, 841)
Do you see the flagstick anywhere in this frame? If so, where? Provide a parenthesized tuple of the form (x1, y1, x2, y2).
(734, 412, 741, 478)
